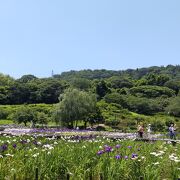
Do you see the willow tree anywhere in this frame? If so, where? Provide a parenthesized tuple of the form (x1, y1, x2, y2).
(54, 88, 97, 128)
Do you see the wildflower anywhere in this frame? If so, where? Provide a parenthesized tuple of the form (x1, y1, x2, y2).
(153, 162, 160, 165)
(104, 146, 112, 152)
(0, 155, 3, 158)
(150, 152, 158, 156)
(5, 154, 14, 157)
(12, 144, 17, 149)
(131, 153, 138, 160)
(124, 156, 128, 159)
(97, 150, 104, 155)
(37, 142, 41, 145)
(32, 153, 39, 157)
(115, 155, 121, 159)
(127, 146, 132, 149)
(174, 159, 180, 163)
(132, 153, 138, 158)
(1, 144, 8, 151)
(115, 144, 121, 148)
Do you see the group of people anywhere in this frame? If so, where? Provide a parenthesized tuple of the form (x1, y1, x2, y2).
(137, 123, 177, 139)
(137, 124, 151, 138)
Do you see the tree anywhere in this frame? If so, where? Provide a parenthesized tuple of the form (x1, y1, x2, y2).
(166, 96, 180, 117)
(13, 106, 37, 126)
(164, 80, 180, 95)
(38, 79, 66, 104)
(70, 78, 91, 91)
(96, 80, 110, 99)
(84, 106, 104, 128)
(129, 85, 175, 98)
(17, 74, 38, 83)
(123, 95, 161, 115)
(104, 92, 125, 106)
(108, 76, 133, 89)
(36, 112, 49, 126)
(54, 88, 97, 127)
(0, 73, 14, 86)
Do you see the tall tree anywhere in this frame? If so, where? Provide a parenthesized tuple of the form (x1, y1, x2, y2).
(54, 88, 97, 127)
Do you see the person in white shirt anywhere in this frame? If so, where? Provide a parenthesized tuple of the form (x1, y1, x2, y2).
(147, 124, 151, 138)
(169, 123, 176, 139)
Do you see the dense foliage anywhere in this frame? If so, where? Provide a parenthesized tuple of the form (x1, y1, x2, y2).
(0, 65, 180, 128)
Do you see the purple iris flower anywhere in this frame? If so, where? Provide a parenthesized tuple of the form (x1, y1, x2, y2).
(33, 141, 38, 145)
(132, 153, 138, 158)
(127, 146, 132, 149)
(104, 146, 112, 152)
(12, 144, 17, 148)
(115, 155, 121, 159)
(124, 156, 128, 159)
(115, 144, 121, 148)
(1, 144, 8, 151)
(97, 150, 104, 155)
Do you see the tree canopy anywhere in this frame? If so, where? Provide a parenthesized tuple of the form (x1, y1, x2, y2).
(54, 88, 97, 127)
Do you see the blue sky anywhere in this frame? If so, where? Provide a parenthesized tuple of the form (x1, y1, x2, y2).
(0, 0, 180, 78)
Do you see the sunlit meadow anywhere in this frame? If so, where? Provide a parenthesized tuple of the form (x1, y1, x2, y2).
(0, 132, 179, 180)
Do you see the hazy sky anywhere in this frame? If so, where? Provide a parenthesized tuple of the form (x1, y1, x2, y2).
(0, 0, 180, 78)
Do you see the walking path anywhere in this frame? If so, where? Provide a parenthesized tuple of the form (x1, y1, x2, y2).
(1, 128, 179, 143)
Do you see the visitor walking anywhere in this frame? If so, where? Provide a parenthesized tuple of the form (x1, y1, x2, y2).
(147, 124, 152, 138)
(169, 123, 176, 139)
(137, 124, 144, 138)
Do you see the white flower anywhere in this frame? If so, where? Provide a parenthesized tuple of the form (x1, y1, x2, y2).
(32, 153, 39, 157)
(153, 162, 159, 165)
(5, 154, 14, 157)
(0, 155, 3, 158)
(174, 159, 180, 163)
(158, 151, 165, 154)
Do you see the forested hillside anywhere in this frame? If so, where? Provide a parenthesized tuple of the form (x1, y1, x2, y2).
(0, 65, 180, 131)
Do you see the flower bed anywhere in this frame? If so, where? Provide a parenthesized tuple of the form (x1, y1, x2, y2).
(0, 134, 179, 179)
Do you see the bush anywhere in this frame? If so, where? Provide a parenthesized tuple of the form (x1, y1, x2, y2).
(0, 109, 8, 119)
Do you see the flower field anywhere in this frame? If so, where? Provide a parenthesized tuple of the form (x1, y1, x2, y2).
(0, 134, 179, 180)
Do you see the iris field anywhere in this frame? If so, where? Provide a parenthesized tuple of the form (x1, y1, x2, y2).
(0, 133, 180, 180)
